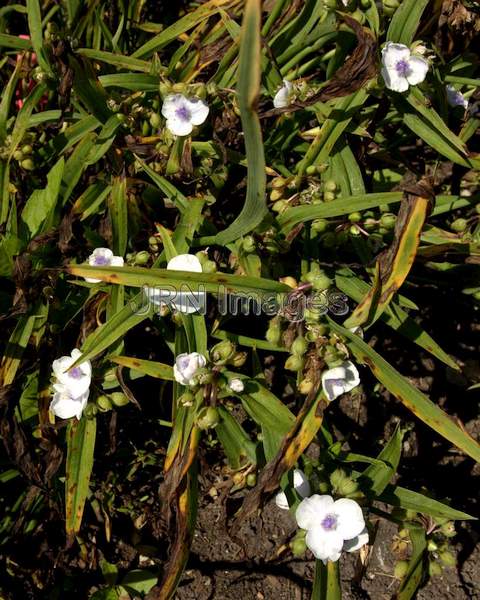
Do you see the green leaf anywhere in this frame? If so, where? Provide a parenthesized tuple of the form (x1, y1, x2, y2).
(0, 313, 36, 386)
(110, 356, 174, 380)
(214, 0, 268, 244)
(66, 417, 96, 537)
(77, 48, 152, 72)
(108, 176, 128, 257)
(134, 155, 189, 213)
(216, 406, 257, 468)
(360, 424, 404, 496)
(396, 527, 427, 600)
(20, 158, 64, 238)
(328, 319, 480, 463)
(387, 0, 430, 45)
(26, 0, 53, 77)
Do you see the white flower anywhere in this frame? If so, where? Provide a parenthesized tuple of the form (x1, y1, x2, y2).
(296, 495, 367, 563)
(381, 42, 429, 92)
(228, 378, 245, 393)
(446, 85, 468, 110)
(146, 253, 206, 314)
(85, 248, 124, 283)
(173, 352, 207, 386)
(50, 385, 89, 420)
(321, 361, 360, 402)
(275, 469, 312, 510)
(273, 79, 293, 108)
(52, 348, 92, 399)
(161, 94, 209, 137)
(343, 526, 369, 553)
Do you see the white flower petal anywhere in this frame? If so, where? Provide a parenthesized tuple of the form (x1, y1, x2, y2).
(161, 94, 186, 119)
(275, 469, 311, 510)
(273, 79, 293, 108)
(405, 56, 429, 86)
(381, 66, 410, 93)
(228, 378, 245, 393)
(88, 248, 113, 265)
(110, 256, 124, 267)
(343, 527, 369, 552)
(295, 494, 334, 530)
(321, 361, 360, 402)
(381, 42, 411, 69)
(52, 349, 92, 398)
(167, 254, 203, 273)
(333, 498, 366, 540)
(165, 116, 193, 137)
(50, 387, 89, 420)
(173, 352, 207, 386)
(186, 97, 209, 125)
(305, 527, 344, 563)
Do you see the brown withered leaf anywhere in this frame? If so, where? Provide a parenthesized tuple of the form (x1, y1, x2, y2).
(260, 15, 377, 119)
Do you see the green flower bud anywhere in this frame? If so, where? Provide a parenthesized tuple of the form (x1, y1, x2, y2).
(196, 406, 219, 430)
(349, 225, 362, 237)
(210, 340, 236, 364)
(323, 347, 343, 368)
(202, 260, 217, 274)
(450, 218, 468, 233)
(311, 274, 332, 291)
(21, 158, 35, 171)
(291, 336, 308, 356)
(266, 320, 282, 345)
(13, 150, 23, 161)
(380, 213, 396, 229)
(440, 522, 456, 538)
(83, 403, 98, 418)
(323, 190, 336, 202)
(271, 177, 287, 189)
(270, 188, 284, 202)
(360, 0, 371, 7)
(285, 354, 304, 372)
(242, 235, 256, 253)
(311, 218, 329, 233)
(110, 392, 129, 407)
(134, 251, 150, 265)
(394, 560, 409, 579)
(348, 212, 362, 223)
(324, 179, 337, 192)
(150, 112, 161, 128)
(96, 395, 113, 412)
(290, 537, 307, 556)
(363, 217, 377, 231)
(306, 165, 317, 176)
(427, 539, 438, 552)
(246, 473, 257, 487)
(179, 391, 195, 406)
(21, 144, 33, 155)
(229, 351, 247, 367)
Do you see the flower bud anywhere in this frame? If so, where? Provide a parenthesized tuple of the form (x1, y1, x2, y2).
(311, 218, 329, 233)
(380, 213, 396, 230)
(323, 190, 336, 202)
(270, 188, 284, 202)
(363, 217, 377, 231)
(450, 218, 468, 233)
(196, 406, 219, 430)
(305, 165, 317, 176)
(285, 354, 304, 372)
(290, 536, 307, 556)
(202, 259, 217, 273)
(440, 522, 456, 538)
(348, 212, 362, 223)
(271, 177, 286, 189)
(110, 392, 129, 407)
(298, 377, 314, 394)
(246, 473, 257, 487)
(21, 144, 33, 155)
(83, 403, 97, 418)
(21, 158, 34, 170)
(349, 225, 362, 237)
(210, 340, 235, 364)
(134, 251, 150, 265)
(324, 179, 337, 192)
(229, 351, 247, 367)
(179, 391, 195, 406)
(242, 235, 256, 253)
(96, 395, 113, 412)
(291, 336, 308, 356)
(266, 319, 282, 345)
(228, 378, 245, 393)
(150, 112, 161, 128)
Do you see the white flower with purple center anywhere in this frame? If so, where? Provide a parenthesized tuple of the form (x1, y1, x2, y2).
(173, 352, 207, 386)
(273, 79, 293, 109)
(146, 253, 207, 314)
(321, 361, 360, 403)
(161, 94, 209, 137)
(446, 85, 468, 110)
(51, 348, 92, 399)
(275, 469, 312, 510)
(50, 384, 89, 420)
(295, 494, 368, 563)
(85, 248, 124, 283)
(381, 42, 429, 92)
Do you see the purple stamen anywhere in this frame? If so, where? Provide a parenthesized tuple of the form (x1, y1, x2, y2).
(175, 106, 191, 121)
(321, 514, 338, 531)
(94, 255, 110, 265)
(395, 59, 410, 77)
(69, 366, 83, 379)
